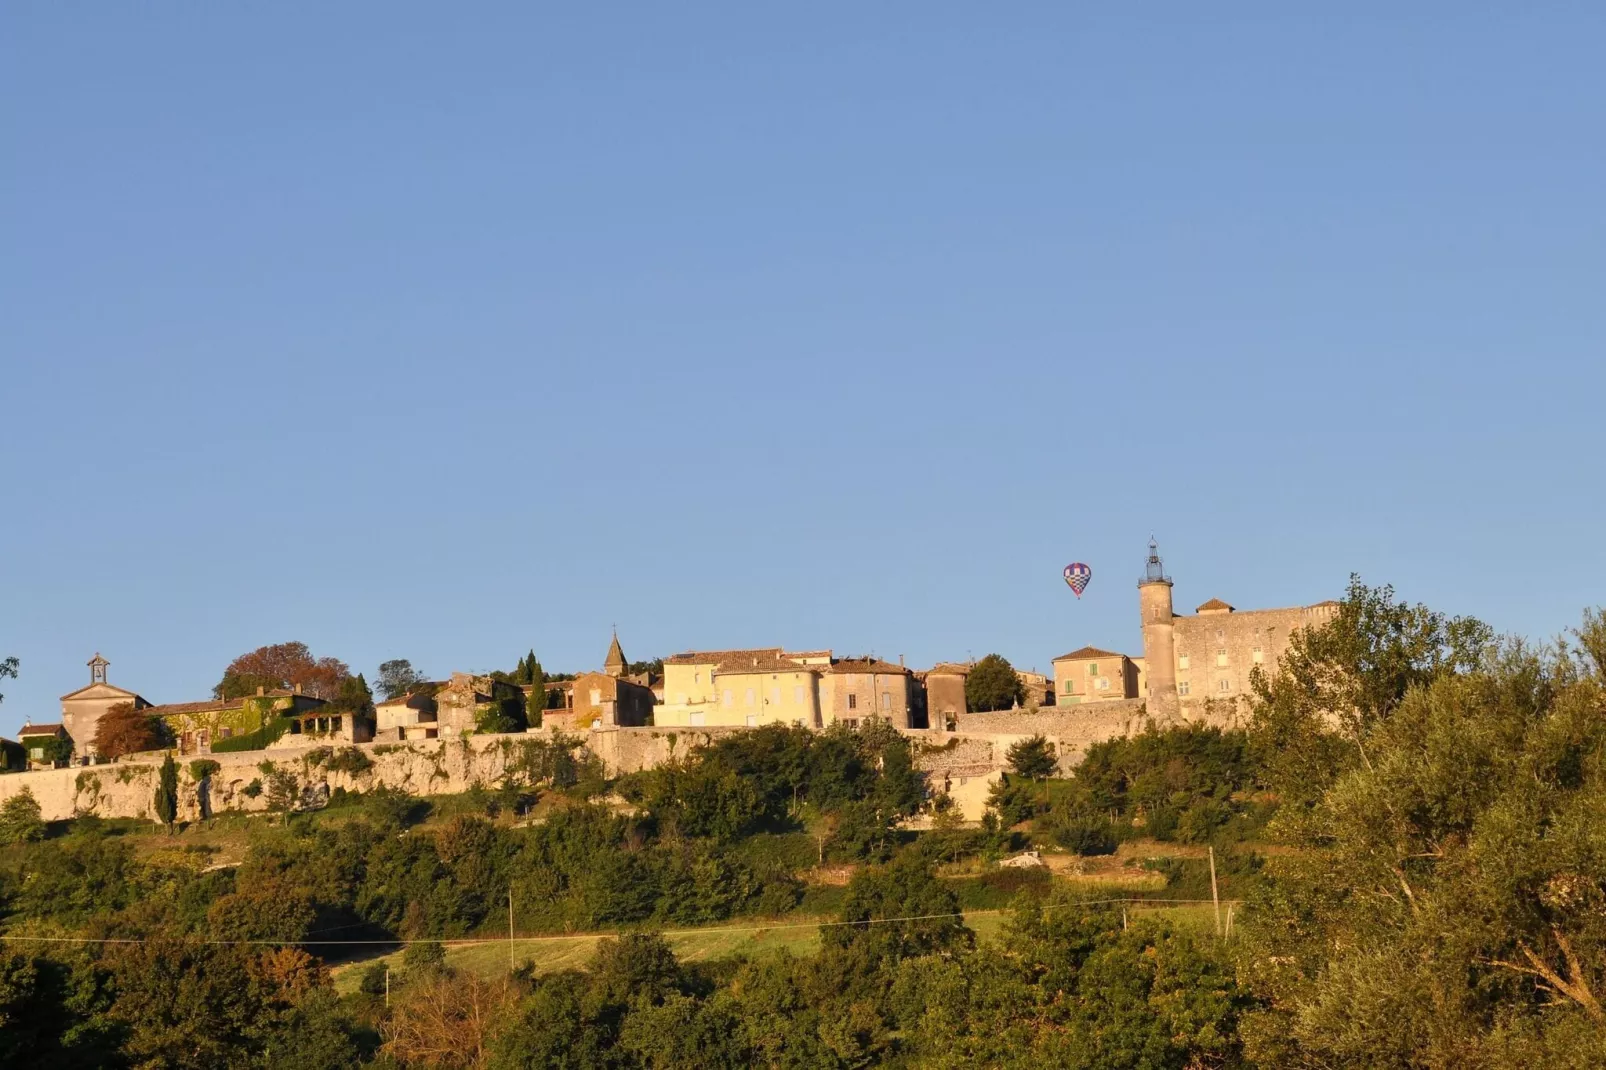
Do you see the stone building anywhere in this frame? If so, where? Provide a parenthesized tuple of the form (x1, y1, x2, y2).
(18, 723, 70, 769)
(820, 657, 921, 729)
(431, 673, 524, 737)
(150, 686, 331, 754)
(657, 648, 822, 729)
(1016, 669, 1052, 708)
(375, 690, 441, 741)
(555, 671, 656, 730)
(1052, 647, 1142, 704)
(539, 633, 657, 731)
(923, 663, 971, 729)
(1138, 540, 1338, 717)
(59, 654, 149, 761)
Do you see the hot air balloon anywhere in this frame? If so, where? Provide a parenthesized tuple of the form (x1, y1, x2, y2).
(1063, 562, 1092, 598)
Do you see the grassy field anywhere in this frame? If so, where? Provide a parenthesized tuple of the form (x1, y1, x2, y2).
(328, 901, 1225, 995)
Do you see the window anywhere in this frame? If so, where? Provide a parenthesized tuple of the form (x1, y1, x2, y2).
(1218, 678, 1231, 692)
(1178, 654, 1190, 669)
(745, 688, 756, 706)
(1215, 629, 1224, 639)
(794, 686, 805, 704)
(844, 718, 859, 729)
(848, 694, 858, 710)
(219, 726, 233, 739)
(1178, 681, 1191, 696)
(1252, 647, 1264, 664)
(589, 688, 602, 705)
(29, 747, 42, 760)
(722, 689, 732, 706)
(880, 692, 891, 710)
(746, 715, 758, 727)
(1095, 677, 1110, 691)
(1087, 662, 1099, 676)
(1216, 649, 1228, 667)
(770, 688, 780, 705)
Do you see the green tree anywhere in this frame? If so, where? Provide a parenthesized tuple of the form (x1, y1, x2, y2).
(823, 852, 970, 964)
(525, 657, 546, 729)
(901, 891, 1249, 1068)
(0, 788, 45, 845)
(1005, 734, 1057, 780)
(377, 658, 425, 699)
(1249, 575, 1491, 809)
(0, 655, 16, 707)
(154, 752, 179, 828)
(965, 654, 1025, 712)
(331, 673, 376, 720)
(1238, 608, 1606, 1068)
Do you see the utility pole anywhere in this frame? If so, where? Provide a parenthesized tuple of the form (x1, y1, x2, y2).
(385, 966, 390, 1007)
(508, 888, 515, 973)
(1208, 846, 1222, 937)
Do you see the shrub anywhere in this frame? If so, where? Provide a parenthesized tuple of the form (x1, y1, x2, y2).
(1053, 814, 1119, 856)
(241, 778, 263, 799)
(212, 716, 292, 753)
(188, 759, 221, 782)
(0, 788, 46, 844)
(325, 746, 374, 776)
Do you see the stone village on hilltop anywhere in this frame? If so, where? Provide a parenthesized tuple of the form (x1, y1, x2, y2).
(1, 542, 1339, 821)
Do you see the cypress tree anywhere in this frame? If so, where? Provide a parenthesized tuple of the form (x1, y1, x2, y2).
(154, 753, 179, 829)
(526, 658, 546, 728)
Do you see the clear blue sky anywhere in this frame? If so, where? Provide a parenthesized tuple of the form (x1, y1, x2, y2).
(3, 4, 1603, 732)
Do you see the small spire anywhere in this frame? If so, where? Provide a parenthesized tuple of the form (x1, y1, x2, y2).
(88, 652, 109, 685)
(604, 629, 627, 677)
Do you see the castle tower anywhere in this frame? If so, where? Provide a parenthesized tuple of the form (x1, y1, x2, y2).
(1138, 539, 1179, 718)
(603, 630, 627, 678)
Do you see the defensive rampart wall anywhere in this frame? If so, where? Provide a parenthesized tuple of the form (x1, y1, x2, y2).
(0, 706, 1233, 823)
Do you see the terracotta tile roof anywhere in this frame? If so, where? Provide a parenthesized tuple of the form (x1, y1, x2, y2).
(664, 648, 783, 666)
(783, 649, 833, 660)
(145, 699, 243, 717)
(926, 662, 972, 675)
(1196, 598, 1235, 612)
(18, 723, 65, 736)
(1308, 599, 1341, 608)
(828, 657, 909, 676)
(712, 654, 822, 676)
(1054, 646, 1127, 661)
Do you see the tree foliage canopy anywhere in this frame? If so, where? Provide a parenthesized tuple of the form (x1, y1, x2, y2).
(1240, 588, 1606, 1067)
(376, 658, 425, 700)
(214, 641, 349, 701)
(965, 654, 1025, 712)
(93, 701, 164, 759)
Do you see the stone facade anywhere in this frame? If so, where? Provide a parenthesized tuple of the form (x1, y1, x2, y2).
(923, 663, 970, 727)
(820, 658, 919, 729)
(554, 671, 655, 731)
(1052, 647, 1141, 704)
(1136, 541, 1337, 717)
(59, 655, 149, 760)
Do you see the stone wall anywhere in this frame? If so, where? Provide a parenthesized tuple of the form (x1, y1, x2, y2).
(0, 703, 1241, 824)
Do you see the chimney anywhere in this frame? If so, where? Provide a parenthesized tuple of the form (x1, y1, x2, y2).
(899, 654, 904, 668)
(294, 682, 303, 695)
(256, 685, 265, 697)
